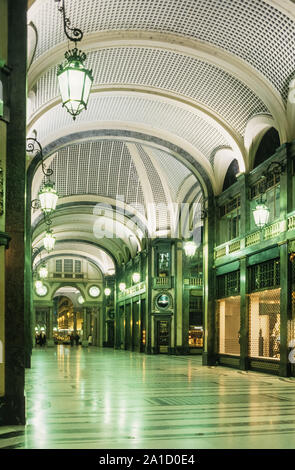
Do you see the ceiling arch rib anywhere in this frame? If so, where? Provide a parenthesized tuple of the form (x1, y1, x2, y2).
(32, 242, 115, 276)
(42, 246, 116, 275)
(28, 92, 245, 190)
(29, 46, 269, 139)
(33, 252, 104, 279)
(27, 0, 295, 106)
(32, 211, 140, 263)
(30, 139, 200, 236)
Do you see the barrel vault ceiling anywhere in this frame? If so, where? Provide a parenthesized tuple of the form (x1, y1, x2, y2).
(27, 0, 295, 270)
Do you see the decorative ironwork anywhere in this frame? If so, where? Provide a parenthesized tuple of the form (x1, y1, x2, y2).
(248, 287, 280, 360)
(217, 271, 240, 298)
(250, 161, 285, 199)
(249, 259, 280, 292)
(26, 130, 53, 178)
(0, 161, 3, 216)
(55, 0, 83, 45)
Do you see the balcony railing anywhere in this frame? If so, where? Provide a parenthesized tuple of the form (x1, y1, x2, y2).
(153, 276, 172, 289)
(184, 277, 203, 288)
(215, 217, 288, 260)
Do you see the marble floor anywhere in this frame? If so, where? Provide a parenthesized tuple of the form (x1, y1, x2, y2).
(1, 346, 295, 449)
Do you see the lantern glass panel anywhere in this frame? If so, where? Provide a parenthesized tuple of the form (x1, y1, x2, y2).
(253, 204, 270, 228)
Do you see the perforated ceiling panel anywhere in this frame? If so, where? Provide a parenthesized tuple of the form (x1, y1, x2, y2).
(148, 146, 193, 200)
(31, 94, 229, 163)
(28, 0, 295, 100)
(31, 47, 269, 135)
(39, 140, 145, 210)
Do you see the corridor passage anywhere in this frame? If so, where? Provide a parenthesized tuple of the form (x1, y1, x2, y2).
(1, 347, 295, 449)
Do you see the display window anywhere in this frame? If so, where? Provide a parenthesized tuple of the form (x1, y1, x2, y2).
(189, 327, 203, 347)
(248, 288, 280, 360)
(217, 296, 241, 355)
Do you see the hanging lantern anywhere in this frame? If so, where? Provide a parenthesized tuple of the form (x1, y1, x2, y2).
(57, 48, 93, 120)
(104, 287, 111, 297)
(132, 272, 140, 284)
(39, 181, 58, 214)
(43, 230, 56, 252)
(39, 263, 48, 279)
(183, 241, 197, 257)
(35, 280, 43, 290)
(253, 201, 270, 228)
(119, 282, 126, 292)
(78, 295, 85, 305)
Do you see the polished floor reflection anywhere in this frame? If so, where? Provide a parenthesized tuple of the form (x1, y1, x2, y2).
(1, 346, 295, 448)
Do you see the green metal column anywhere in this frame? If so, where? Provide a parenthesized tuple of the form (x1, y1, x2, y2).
(146, 240, 152, 354)
(239, 174, 250, 370)
(202, 195, 216, 366)
(1, 0, 27, 425)
(279, 241, 290, 377)
(239, 256, 249, 370)
(279, 154, 292, 377)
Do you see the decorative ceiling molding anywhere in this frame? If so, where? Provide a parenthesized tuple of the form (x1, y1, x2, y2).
(26, 129, 213, 198)
(27, 0, 295, 109)
(27, 31, 287, 140)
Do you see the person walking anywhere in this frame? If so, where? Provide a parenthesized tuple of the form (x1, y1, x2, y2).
(70, 332, 75, 347)
(75, 333, 80, 346)
(40, 331, 46, 347)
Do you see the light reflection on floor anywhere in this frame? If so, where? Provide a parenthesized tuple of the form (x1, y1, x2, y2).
(1, 345, 295, 449)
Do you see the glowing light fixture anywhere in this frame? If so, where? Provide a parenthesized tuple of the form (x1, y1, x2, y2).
(253, 199, 270, 228)
(39, 181, 58, 214)
(78, 295, 85, 304)
(39, 263, 48, 279)
(119, 282, 126, 292)
(56, 0, 93, 120)
(184, 241, 197, 257)
(104, 287, 111, 296)
(57, 49, 93, 120)
(36, 284, 48, 297)
(35, 280, 43, 290)
(43, 230, 56, 252)
(89, 286, 100, 298)
(132, 272, 140, 284)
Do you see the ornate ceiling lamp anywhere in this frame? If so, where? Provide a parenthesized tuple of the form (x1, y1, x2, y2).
(55, 0, 93, 120)
(43, 229, 56, 252)
(253, 198, 270, 229)
(27, 130, 59, 215)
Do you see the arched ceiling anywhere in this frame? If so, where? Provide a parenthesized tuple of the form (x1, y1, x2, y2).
(27, 0, 295, 270)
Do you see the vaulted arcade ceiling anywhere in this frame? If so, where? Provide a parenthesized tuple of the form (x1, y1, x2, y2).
(27, 0, 295, 270)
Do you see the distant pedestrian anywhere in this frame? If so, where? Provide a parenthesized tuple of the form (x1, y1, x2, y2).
(40, 331, 46, 347)
(70, 332, 75, 347)
(75, 333, 80, 346)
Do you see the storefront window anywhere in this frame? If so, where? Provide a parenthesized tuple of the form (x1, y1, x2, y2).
(249, 288, 280, 360)
(189, 327, 203, 347)
(217, 296, 241, 355)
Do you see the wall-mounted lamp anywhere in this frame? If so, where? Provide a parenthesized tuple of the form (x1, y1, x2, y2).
(253, 160, 285, 229)
(253, 198, 270, 228)
(104, 287, 111, 297)
(27, 130, 59, 215)
(43, 229, 56, 252)
(132, 272, 140, 284)
(119, 282, 126, 292)
(183, 241, 197, 257)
